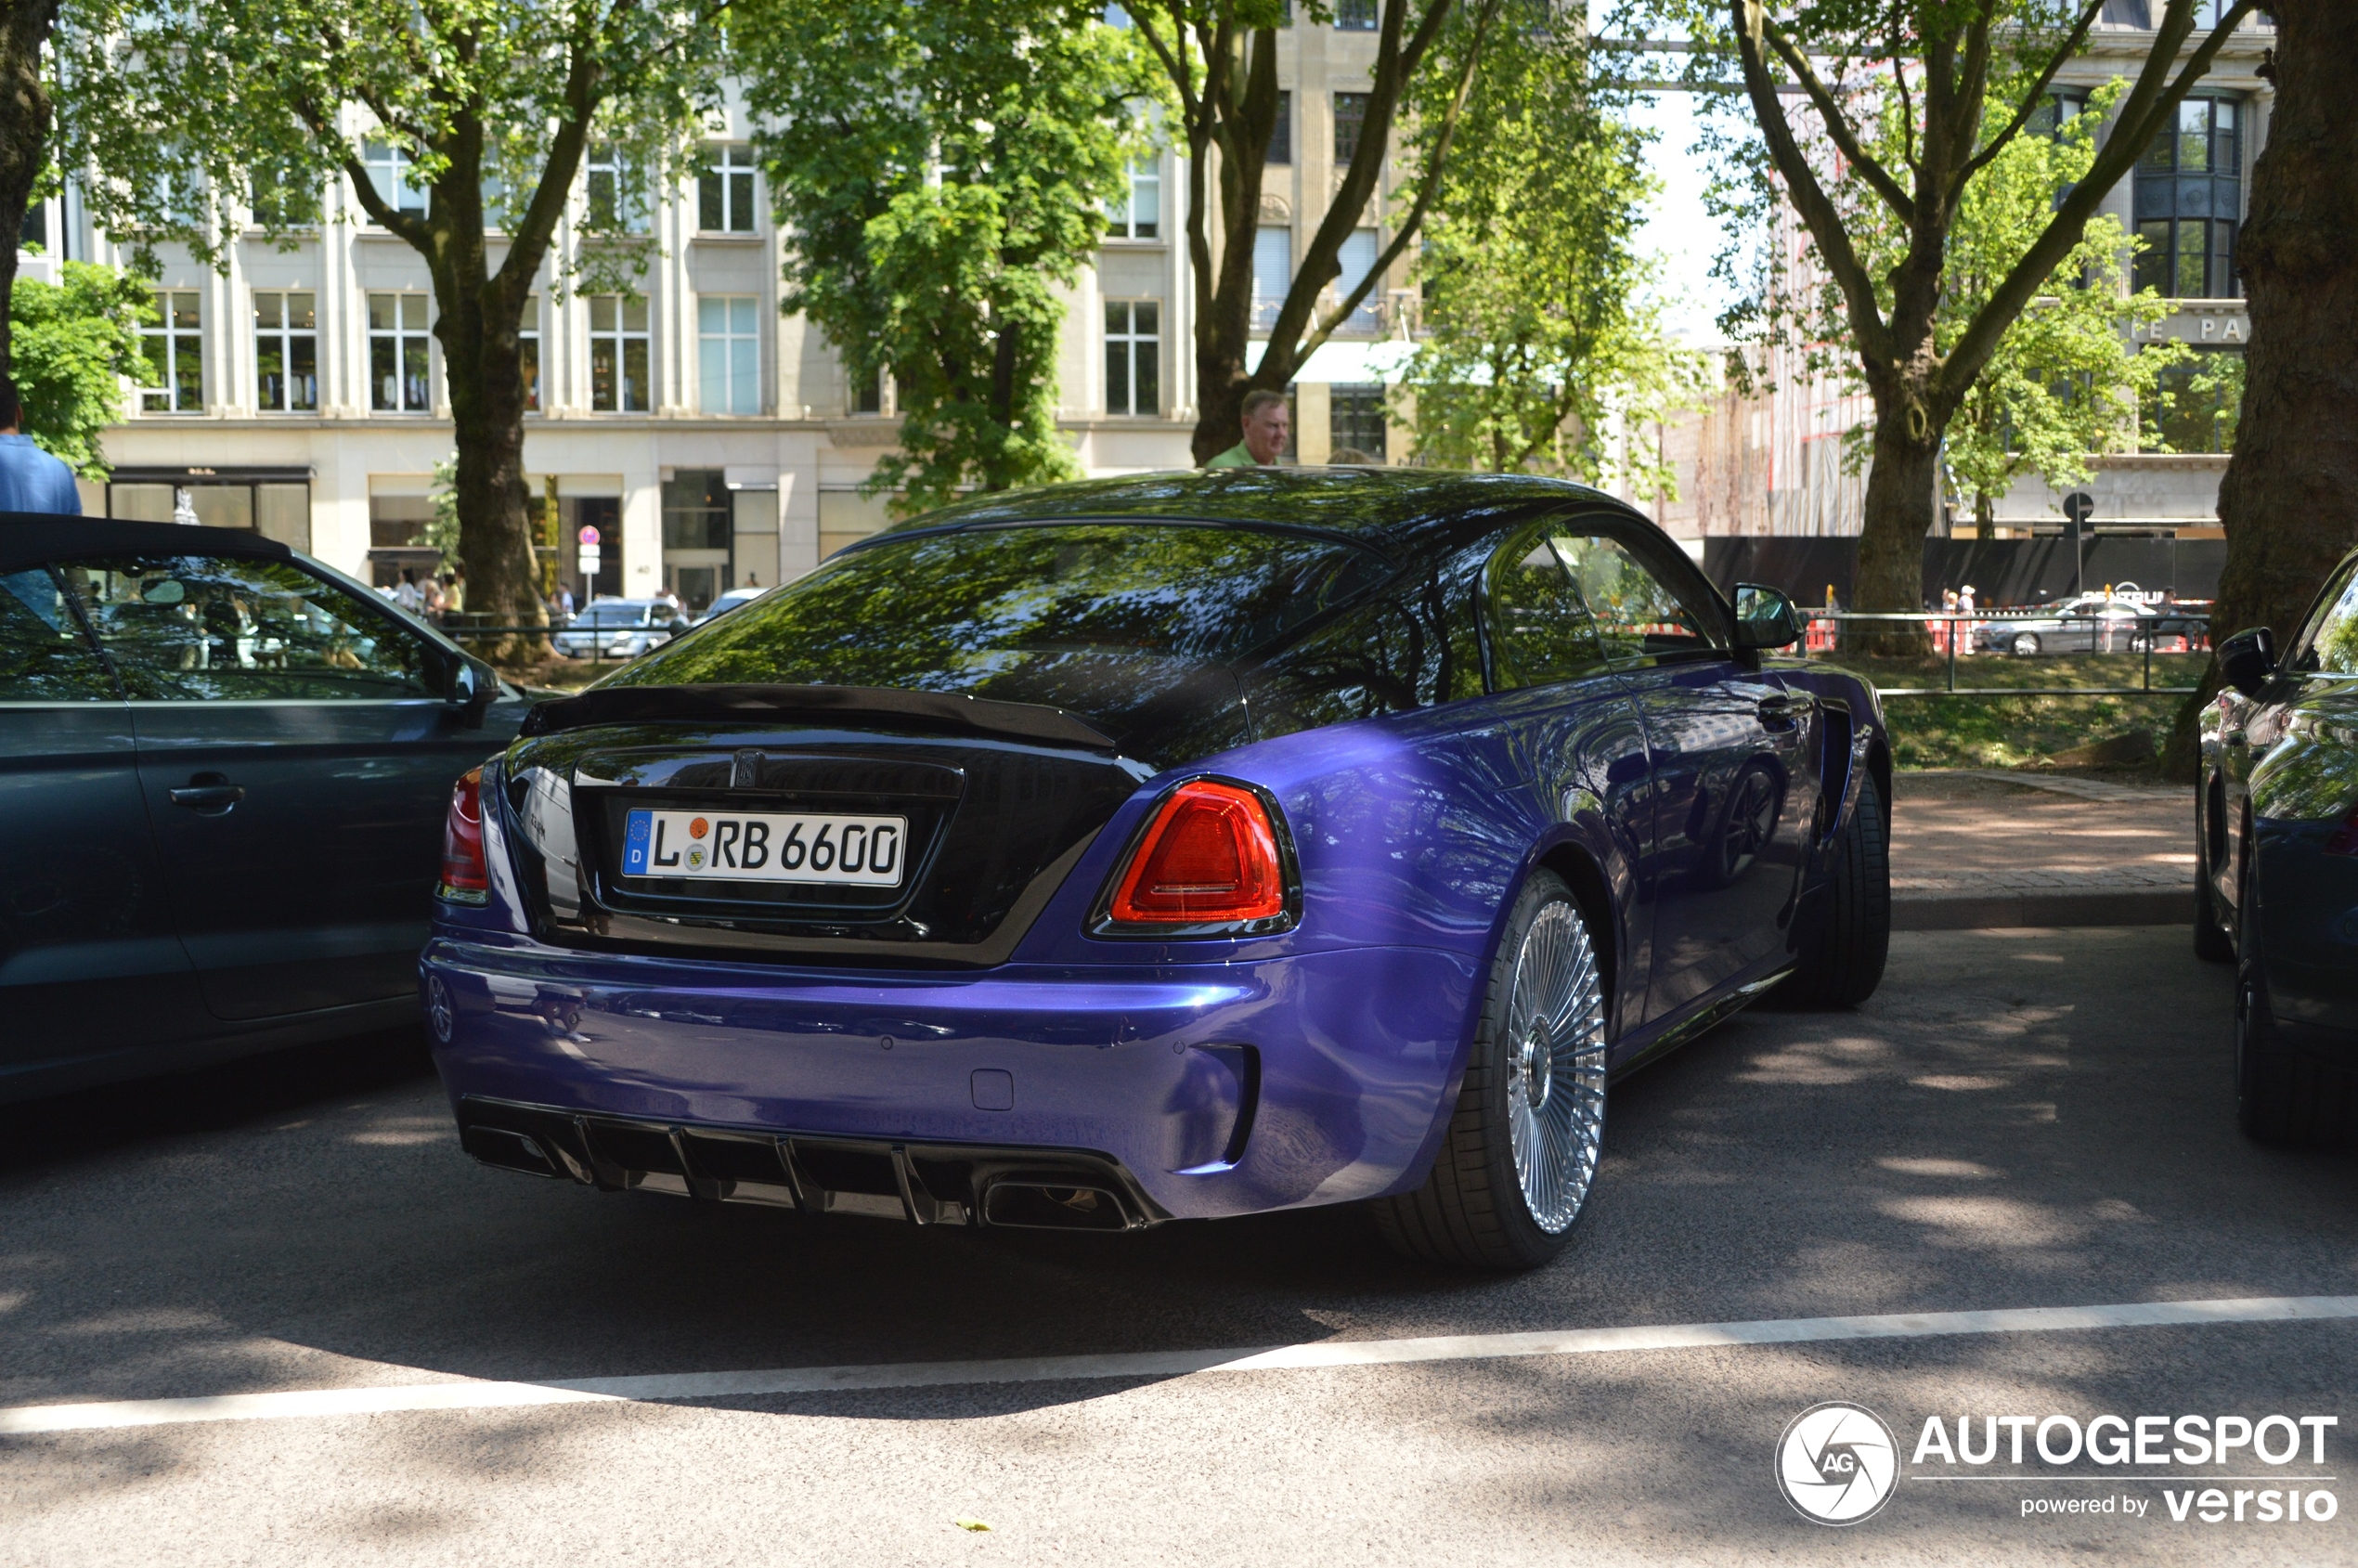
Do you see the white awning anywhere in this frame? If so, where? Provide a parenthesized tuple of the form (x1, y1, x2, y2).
(1251, 338, 1419, 386)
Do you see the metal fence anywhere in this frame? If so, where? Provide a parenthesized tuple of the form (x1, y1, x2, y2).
(1800, 610, 2210, 697)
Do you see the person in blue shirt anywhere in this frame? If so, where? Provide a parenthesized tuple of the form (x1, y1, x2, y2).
(0, 373, 84, 514)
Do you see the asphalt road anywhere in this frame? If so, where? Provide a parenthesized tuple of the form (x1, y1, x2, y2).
(5, 926, 2355, 1566)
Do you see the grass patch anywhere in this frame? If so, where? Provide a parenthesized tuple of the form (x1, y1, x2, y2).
(1874, 691, 2190, 771)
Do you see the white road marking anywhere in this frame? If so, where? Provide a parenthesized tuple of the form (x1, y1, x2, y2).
(4, 1292, 2352, 1436)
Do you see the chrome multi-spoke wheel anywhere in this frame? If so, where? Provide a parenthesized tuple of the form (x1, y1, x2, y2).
(1371, 870, 1612, 1269)
(1502, 901, 1607, 1234)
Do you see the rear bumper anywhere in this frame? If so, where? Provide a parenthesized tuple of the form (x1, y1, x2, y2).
(420, 935, 1479, 1221)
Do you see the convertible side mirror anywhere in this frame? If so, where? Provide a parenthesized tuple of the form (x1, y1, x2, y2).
(2217, 627, 2276, 699)
(1731, 583, 1804, 652)
(444, 654, 499, 728)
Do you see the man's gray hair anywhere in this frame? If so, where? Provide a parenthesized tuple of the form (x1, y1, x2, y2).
(1239, 388, 1288, 421)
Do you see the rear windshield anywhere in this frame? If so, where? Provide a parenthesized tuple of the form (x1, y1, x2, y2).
(606, 523, 1386, 693)
(573, 603, 650, 627)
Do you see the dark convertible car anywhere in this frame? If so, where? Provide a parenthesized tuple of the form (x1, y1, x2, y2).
(424, 471, 1891, 1268)
(1, 517, 525, 1101)
(2197, 544, 2358, 1146)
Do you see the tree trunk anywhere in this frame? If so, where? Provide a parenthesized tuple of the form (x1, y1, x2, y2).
(1854, 392, 1942, 652)
(1975, 491, 1995, 539)
(2165, 2, 2358, 779)
(432, 229, 547, 664)
(0, 0, 59, 372)
(1187, 31, 1278, 465)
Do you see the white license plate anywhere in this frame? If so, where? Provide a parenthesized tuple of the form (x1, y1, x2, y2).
(619, 808, 907, 886)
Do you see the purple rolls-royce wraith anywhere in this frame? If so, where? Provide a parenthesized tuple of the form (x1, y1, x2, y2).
(422, 470, 1889, 1269)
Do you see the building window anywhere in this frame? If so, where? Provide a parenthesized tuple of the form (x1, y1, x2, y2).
(699, 295, 760, 414)
(361, 138, 427, 220)
(253, 292, 317, 412)
(1330, 384, 1387, 461)
(520, 296, 541, 413)
(1105, 299, 1160, 416)
(2028, 91, 2090, 139)
(590, 294, 650, 412)
(2135, 97, 2241, 299)
(140, 290, 204, 413)
(368, 292, 432, 412)
(19, 200, 43, 250)
(1334, 91, 1371, 165)
(1106, 158, 1160, 239)
(699, 144, 757, 233)
(1335, 0, 1378, 29)
(1251, 226, 1291, 330)
(1269, 90, 1292, 165)
(851, 366, 884, 415)
(250, 163, 320, 228)
(1336, 227, 1382, 330)
(586, 143, 647, 232)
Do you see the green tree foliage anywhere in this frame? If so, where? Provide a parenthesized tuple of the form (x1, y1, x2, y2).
(1889, 85, 2188, 533)
(1128, 0, 1499, 462)
(741, 0, 1157, 515)
(7, 260, 154, 478)
(1636, 0, 2255, 627)
(1399, 19, 1704, 486)
(58, 0, 731, 650)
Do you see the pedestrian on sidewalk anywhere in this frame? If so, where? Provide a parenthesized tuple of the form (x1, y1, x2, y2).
(0, 374, 83, 514)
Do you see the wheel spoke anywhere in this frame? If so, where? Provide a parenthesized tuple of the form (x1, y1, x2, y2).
(1506, 901, 1608, 1235)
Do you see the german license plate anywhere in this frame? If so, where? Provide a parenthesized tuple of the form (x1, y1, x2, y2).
(620, 808, 907, 886)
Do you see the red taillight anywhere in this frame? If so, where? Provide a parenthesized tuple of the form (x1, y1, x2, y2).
(1106, 780, 1288, 926)
(437, 767, 489, 903)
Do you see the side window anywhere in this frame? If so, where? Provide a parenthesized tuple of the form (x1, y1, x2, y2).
(1547, 527, 1724, 663)
(1246, 565, 1480, 741)
(56, 554, 439, 701)
(0, 568, 119, 702)
(2289, 559, 2358, 676)
(1485, 523, 1603, 690)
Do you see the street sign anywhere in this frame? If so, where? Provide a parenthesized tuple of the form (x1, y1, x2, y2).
(578, 525, 602, 547)
(2063, 491, 2094, 525)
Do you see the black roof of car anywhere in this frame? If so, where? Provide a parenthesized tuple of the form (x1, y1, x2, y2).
(857, 469, 1626, 563)
(0, 514, 295, 576)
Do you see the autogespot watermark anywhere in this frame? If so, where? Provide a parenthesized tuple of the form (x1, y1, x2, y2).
(1776, 1406, 2340, 1527)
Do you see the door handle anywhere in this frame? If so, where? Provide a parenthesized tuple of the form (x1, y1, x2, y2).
(169, 773, 244, 815)
(1756, 692, 1814, 728)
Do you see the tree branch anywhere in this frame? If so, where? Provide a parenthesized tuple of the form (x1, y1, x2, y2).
(1950, 0, 2103, 196)
(1728, 0, 1894, 368)
(1762, 15, 1914, 223)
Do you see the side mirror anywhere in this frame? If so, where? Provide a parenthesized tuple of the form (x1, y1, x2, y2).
(444, 654, 498, 728)
(2217, 627, 2276, 699)
(1731, 582, 1804, 651)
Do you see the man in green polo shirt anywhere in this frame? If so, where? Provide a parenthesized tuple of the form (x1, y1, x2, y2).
(1204, 387, 1290, 468)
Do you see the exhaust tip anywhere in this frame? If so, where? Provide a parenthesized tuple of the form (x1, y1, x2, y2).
(982, 1181, 1134, 1231)
(461, 1124, 560, 1178)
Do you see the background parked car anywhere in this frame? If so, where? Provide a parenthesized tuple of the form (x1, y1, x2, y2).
(551, 597, 683, 659)
(0, 515, 528, 1102)
(1977, 594, 2153, 655)
(2196, 545, 2358, 1147)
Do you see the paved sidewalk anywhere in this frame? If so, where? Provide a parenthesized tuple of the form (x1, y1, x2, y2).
(1889, 770, 2196, 930)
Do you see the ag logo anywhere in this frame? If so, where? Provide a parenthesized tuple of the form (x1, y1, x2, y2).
(1775, 1402, 1898, 1525)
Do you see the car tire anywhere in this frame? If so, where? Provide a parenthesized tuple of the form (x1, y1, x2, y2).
(2234, 856, 2355, 1147)
(2193, 802, 2235, 964)
(2011, 632, 2041, 656)
(1776, 771, 1891, 1009)
(1371, 870, 1609, 1271)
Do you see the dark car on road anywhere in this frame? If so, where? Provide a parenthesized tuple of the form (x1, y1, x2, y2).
(2196, 545, 2358, 1145)
(425, 470, 1893, 1269)
(0, 517, 526, 1102)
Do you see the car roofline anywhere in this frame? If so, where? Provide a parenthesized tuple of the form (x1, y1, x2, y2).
(832, 512, 1404, 566)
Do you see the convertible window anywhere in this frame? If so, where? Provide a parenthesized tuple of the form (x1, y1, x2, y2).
(1486, 524, 1605, 690)
(0, 567, 118, 702)
(611, 523, 1388, 693)
(1545, 529, 1722, 663)
(2289, 558, 2358, 675)
(53, 554, 438, 701)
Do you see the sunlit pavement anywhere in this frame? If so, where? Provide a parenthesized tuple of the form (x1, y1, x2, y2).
(4, 927, 2353, 1565)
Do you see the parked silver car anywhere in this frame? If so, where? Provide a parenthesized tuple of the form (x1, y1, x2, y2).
(551, 598, 684, 660)
(1977, 595, 2153, 656)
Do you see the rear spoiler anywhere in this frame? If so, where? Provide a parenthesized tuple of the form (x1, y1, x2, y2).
(517, 682, 1120, 751)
